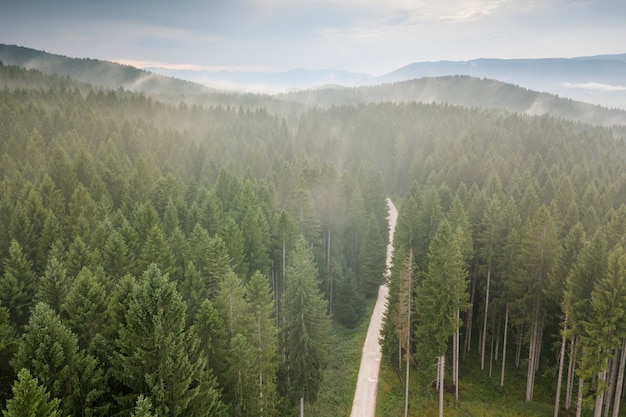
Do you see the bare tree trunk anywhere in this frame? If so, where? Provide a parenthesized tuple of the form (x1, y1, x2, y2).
(526, 314, 539, 402)
(481, 268, 491, 370)
(404, 256, 412, 417)
(595, 367, 607, 417)
(489, 331, 495, 378)
(300, 396, 304, 417)
(604, 349, 619, 417)
(501, 304, 509, 387)
(566, 337, 578, 410)
(612, 338, 626, 417)
(516, 326, 524, 368)
(463, 276, 476, 360)
(327, 228, 332, 316)
(439, 355, 445, 417)
(455, 310, 460, 401)
(554, 317, 568, 417)
(577, 378, 584, 417)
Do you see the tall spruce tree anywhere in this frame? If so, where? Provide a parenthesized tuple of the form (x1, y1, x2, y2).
(283, 236, 331, 416)
(2, 368, 64, 417)
(246, 271, 278, 417)
(113, 264, 223, 416)
(415, 220, 468, 415)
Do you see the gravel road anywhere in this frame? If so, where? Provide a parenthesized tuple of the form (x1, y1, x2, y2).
(350, 198, 398, 417)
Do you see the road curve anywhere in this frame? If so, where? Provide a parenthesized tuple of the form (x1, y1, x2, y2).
(350, 198, 398, 417)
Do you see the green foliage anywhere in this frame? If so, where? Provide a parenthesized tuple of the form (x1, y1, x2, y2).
(0, 240, 37, 331)
(2, 57, 626, 417)
(3, 368, 64, 417)
(283, 236, 332, 405)
(113, 264, 223, 416)
(415, 220, 468, 382)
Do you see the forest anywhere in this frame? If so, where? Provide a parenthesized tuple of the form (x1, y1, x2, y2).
(1, 56, 626, 417)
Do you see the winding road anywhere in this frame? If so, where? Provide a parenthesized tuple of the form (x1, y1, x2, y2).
(350, 198, 398, 417)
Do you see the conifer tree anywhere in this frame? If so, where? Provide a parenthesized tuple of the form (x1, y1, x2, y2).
(12, 302, 100, 416)
(3, 368, 64, 417)
(113, 264, 223, 416)
(0, 240, 37, 331)
(283, 236, 331, 416)
(416, 220, 468, 415)
(193, 299, 229, 395)
(511, 206, 561, 402)
(578, 246, 626, 417)
(62, 267, 109, 349)
(35, 256, 70, 315)
(246, 271, 278, 417)
(137, 225, 175, 276)
(131, 395, 155, 417)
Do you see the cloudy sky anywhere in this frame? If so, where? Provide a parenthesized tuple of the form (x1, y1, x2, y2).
(1, 0, 625, 75)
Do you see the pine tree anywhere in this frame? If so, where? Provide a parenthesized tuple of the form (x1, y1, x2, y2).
(193, 299, 229, 395)
(357, 212, 387, 297)
(138, 225, 175, 276)
(246, 271, 278, 417)
(578, 246, 626, 417)
(0, 305, 18, 403)
(113, 264, 222, 416)
(283, 236, 331, 416)
(415, 220, 468, 415)
(12, 303, 77, 415)
(477, 195, 504, 371)
(241, 206, 271, 280)
(511, 206, 561, 402)
(0, 240, 38, 331)
(131, 395, 155, 417)
(62, 267, 109, 349)
(2, 368, 64, 417)
(35, 256, 70, 315)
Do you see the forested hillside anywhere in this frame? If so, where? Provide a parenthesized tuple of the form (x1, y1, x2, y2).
(1, 55, 626, 417)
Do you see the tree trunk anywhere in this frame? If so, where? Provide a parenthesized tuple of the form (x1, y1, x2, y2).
(554, 317, 568, 417)
(489, 330, 495, 378)
(481, 267, 491, 370)
(612, 338, 626, 417)
(516, 326, 524, 368)
(463, 276, 476, 360)
(327, 228, 332, 316)
(577, 378, 584, 417)
(595, 367, 607, 417)
(526, 313, 539, 402)
(439, 355, 445, 417)
(566, 337, 578, 410)
(604, 349, 619, 417)
(300, 396, 304, 417)
(501, 304, 509, 387)
(404, 259, 411, 417)
(455, 310, 460, 401)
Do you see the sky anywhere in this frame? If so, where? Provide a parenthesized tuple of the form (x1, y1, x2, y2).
(1, 0, 625, 75)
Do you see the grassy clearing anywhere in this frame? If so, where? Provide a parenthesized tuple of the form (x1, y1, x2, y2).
(304, 299, 375, 417)
(376, 347, 574, 417)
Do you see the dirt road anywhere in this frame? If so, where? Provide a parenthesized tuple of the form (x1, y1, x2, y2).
(350, 198, 398, 417)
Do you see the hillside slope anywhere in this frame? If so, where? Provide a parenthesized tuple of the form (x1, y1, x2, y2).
(279, 76, 626, 127)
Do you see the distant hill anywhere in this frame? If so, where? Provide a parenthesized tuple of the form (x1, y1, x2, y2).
(0, 44, 216, 97)
(279, 76, 626, 127)
(146, 66, 370, 93)
(2, 44, 626, 127)
(377, 56, 626, 110)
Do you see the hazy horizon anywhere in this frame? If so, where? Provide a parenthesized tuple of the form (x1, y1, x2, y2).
(1, 1, 625, 76)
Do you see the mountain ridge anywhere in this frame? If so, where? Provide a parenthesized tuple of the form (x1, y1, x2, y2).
(2, 44, 626, 127)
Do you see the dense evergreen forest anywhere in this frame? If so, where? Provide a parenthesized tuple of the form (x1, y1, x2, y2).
(1, 57, 626, 417)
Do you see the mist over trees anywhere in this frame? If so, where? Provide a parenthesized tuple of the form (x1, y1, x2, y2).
(1, 55, 626, 417)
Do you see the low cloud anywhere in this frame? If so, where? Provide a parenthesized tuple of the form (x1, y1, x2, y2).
(561, 82, 626, 92)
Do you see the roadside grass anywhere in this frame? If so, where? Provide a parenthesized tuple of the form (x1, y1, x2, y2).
(305, 298, 375, 417)
(375, 346, 591, 417)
